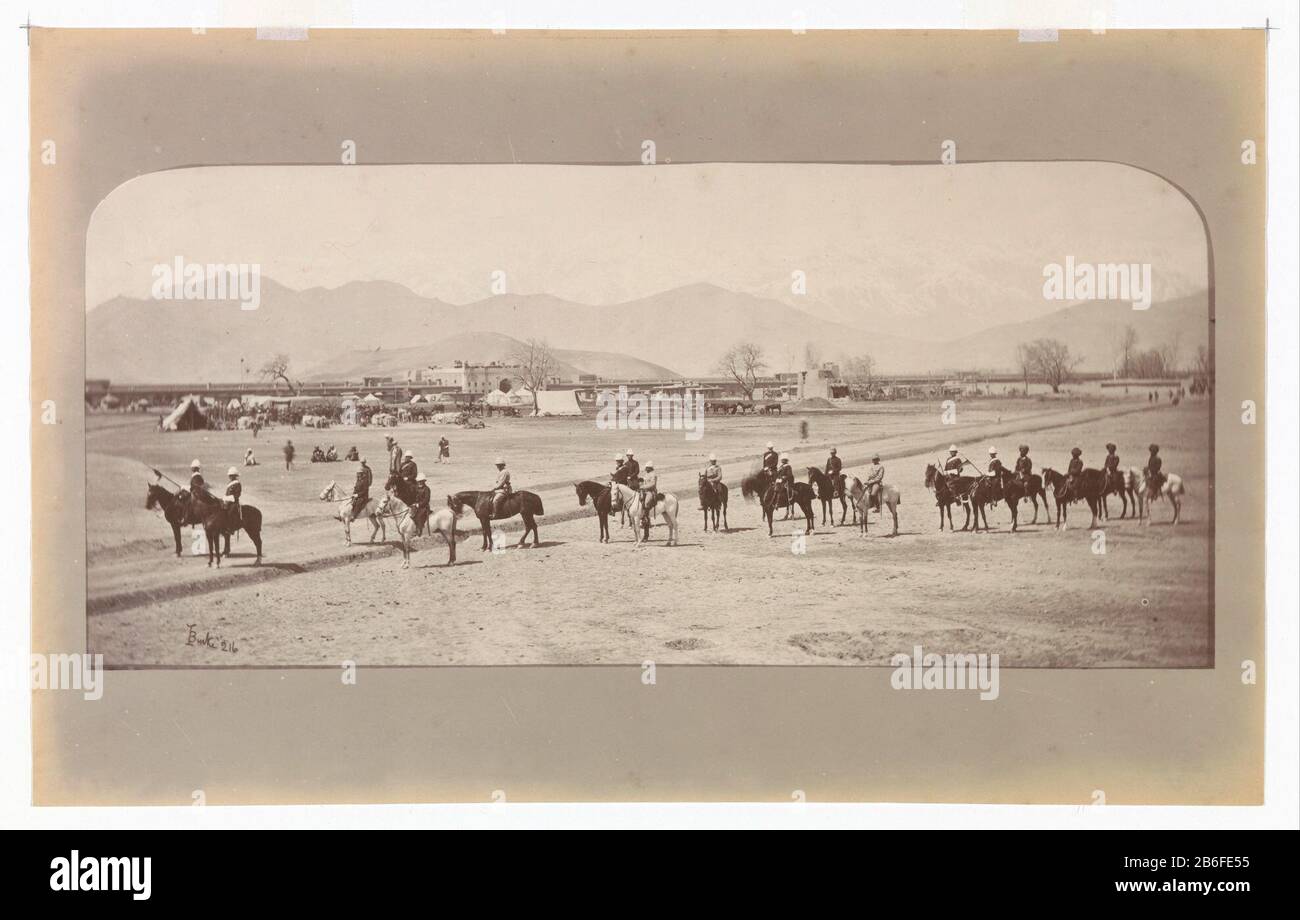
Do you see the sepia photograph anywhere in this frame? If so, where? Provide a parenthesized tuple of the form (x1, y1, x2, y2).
(84, 162, 1213, 668)
(15, 11, 1293, 827)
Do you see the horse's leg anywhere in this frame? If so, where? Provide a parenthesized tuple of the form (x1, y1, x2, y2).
(889, 505, 899, 536)
(171, 520, 183, 557)
(250, 525, 263, 563)
(722, 500, 728, 531)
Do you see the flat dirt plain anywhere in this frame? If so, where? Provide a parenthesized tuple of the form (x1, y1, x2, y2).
(84, 395, 1211, 667)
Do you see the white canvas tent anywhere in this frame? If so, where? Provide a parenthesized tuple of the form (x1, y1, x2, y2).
(161, 396, 207, 431)
(227, 397, 243, 411)
(533, 389, 582, 416)
(409, 394, 425, 404)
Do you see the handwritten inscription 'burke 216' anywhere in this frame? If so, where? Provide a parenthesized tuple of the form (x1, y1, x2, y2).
(186, 625, 239, 654)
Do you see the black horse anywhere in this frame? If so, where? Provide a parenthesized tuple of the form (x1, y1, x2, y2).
(923, 464, 974, 532)
(574, 480, 613, 542)
(1041, 467, 1106, 530)
(739, 467, 774, 502)
(452, 489, 545, 550)
(697, 473, 729, 532)
(761, 481, 815, 536)
(145, 482, 263, 566)
(805, 466, 844, 526)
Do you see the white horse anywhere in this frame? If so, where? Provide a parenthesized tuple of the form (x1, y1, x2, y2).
(320, 480, 385, 546)
(609, 482, 679, 546)
(1140, 471, 1185, 526)
(375, 492, 459, 569)
(847, 476, 901, 536)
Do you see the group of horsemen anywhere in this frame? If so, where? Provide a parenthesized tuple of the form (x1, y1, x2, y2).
(936, 441, 1168, 502)
(178, 435, 1169, 539)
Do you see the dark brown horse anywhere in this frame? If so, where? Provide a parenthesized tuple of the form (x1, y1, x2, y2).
(697, 473, 729, 532)
(452, 489, 544, 550)
(924, 464, 974, 532)
(806, 467, 842, 526)
(1041, 467, 1106, 530)
(145, 482, 264, 566)
(761, 481, 815, 536)
(574, 480, 613, 542)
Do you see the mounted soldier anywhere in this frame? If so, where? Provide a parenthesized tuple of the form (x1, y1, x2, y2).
(1144, 443, 1165, 492)
(223, 467, 242, 526)
(621, 450, 640, 488)
(1103, 442, 1122, 492)
(491, 457, 512, 518)
(825, 447, 842, 478)
(943, 445, 965, 478)
(411, 472, 432, 535)
(699, 453, 722, 510)
(399, 450, 418, 483)
(1014, 444, 1033, 485)
(350, 458, 372, 520)
(986, 446, 1004, 478)
(639, 460, 659, 520)
(761, 442, 779, 475)
(386, 436, 402, 478)
(864, 454, 885, 512)
(1065, 447, 1084, 497)
(776, 455, 796, 504)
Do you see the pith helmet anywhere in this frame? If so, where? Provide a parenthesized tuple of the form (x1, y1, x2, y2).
(227, 467, 238, 477)
(948, 445, 958, 453)
(190, 459, 202, 470)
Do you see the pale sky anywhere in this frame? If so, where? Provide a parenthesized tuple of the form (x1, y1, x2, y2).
(87, 162, 1207, 320)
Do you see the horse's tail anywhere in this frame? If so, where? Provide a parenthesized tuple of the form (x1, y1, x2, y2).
(523, 491, 545, 516)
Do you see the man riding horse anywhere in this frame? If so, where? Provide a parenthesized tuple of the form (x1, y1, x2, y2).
(349, 458, 372, 520)
(825, 447, 842, 478)
(1014, 444, 1033, 485)
(864, 454, 885, 512)
(776, 455, 796, 504)
(986, 446, 1004, 478)
(399, 450, 418, 484)
(491, 457, 512, 518)
(1103, 442, 1123, 494)
(639, 461, 659, 522)
(411, 472, 432, 534)
(1145, 443, 1165, 493)
(223, 467, 242, 525)
(699, 453, 722, 510)
(1065, 447, 1084, 498)
(762, 442, 779, 476)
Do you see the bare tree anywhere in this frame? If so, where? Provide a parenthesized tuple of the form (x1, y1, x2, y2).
(1116, 325, 1140, 378)
(1015, 343, 1034, 395)
(843, 353, 876, 386)
(1193, 344, 1213, 379)
(717, 342, 767, 401)
(1023, 338, 1083, 394)
(1158, 331, 1183, 375)
(259, 353, 298, 394)
(510, 338, 557, 416)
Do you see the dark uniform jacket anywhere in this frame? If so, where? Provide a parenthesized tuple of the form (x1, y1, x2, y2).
(825, 455, 843, 476)
(399, 458, 418, 481)
(1067, 457, 1084, 477)
(224, 480, 242, 502)
(190, 473, 210, 502)
(777, 463, 796, 487)
(762, 449, 779, 472)
(412, 481, 431, 510)
(1103, 453, 1121, 472)
(1014, 455, 1033, 478)
(987, 458, 1004, 477)
(354, 466, 372, 497)
(622, 458, 640, 485)
(944, 456, 964, 474)
(1145, 455, 1163, 476)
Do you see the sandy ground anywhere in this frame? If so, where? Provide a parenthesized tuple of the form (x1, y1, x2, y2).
(85, 396, 1211, 667)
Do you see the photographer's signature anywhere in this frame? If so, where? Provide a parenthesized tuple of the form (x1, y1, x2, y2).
(185, 624, 239, 655)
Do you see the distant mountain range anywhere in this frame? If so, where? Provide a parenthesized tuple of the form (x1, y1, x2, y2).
(304, 332, 679, 382)
(86, 279, 1209, 383)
